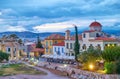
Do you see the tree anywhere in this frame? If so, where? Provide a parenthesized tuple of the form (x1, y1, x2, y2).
(18, 39, 23, 44)
(102, 46, 120, 74)
(36, 36, 43, 48)
(9, 34, 19, 39)
(102, 46, 120, 62)
(74, 26, 80, 62)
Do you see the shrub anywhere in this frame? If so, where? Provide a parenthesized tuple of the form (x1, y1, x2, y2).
(0, 51, 9, 62)
(104, 62, 116, 74)
(115, 61, 120, 74)
(102, 46, 120, 62)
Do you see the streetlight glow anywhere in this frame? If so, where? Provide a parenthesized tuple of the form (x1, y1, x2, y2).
(89, 64, 94, 70)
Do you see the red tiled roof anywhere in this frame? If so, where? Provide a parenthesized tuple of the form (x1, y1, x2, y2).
(83, 30, 96, 33)
(70, 34, 82, 40)
(53, 42, 65, 46)
(45, 34, 65, 40)
(31, 48, 44, 52)
(89, 21, 102, 27)
(95, 37, 116, 41)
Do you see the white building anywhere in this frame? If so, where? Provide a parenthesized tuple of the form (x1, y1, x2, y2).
(65, 21, 118, 56)
(53, 42, 65, 56)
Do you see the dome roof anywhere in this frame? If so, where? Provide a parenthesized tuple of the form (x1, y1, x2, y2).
(89, 21, 102, 27)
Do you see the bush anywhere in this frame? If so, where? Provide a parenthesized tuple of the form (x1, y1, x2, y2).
(0, 51, 9, 62)
(102, 46, 120, 62)
(115, 61, 120, 74)
(104, 62, 116, 74)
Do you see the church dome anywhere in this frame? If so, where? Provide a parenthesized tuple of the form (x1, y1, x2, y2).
(89, 21, 102, 27)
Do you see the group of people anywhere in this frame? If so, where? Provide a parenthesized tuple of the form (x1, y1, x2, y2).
(46, 58, 76, 65)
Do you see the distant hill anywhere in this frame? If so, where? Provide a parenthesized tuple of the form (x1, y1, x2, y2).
(0, 29, 119, 40)
(0, 31, 65, 40)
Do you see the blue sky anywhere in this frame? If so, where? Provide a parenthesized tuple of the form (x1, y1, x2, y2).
(0, 0, 120, 32)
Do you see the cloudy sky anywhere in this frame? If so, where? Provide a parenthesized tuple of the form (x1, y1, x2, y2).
(0, 0, 120, 32)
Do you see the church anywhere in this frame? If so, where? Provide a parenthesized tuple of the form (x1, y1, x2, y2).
(65, 21, 118, 56)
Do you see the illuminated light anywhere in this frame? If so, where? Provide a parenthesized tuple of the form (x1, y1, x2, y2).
(89, 64, 94, 70)
(112, 44, 114, 47)
(107, 44, 110, 47)
(64, 64, 67, 67)
(31, 58, 34, 61)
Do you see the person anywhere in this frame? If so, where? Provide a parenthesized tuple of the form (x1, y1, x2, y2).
(55, 66, 57, 70)
(71, 70, 75, 74)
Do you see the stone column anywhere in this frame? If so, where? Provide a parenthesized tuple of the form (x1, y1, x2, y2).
(10, 47, 14, 60)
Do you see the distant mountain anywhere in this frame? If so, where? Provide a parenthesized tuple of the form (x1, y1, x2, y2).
(0, 29, 119, 40)
(0, 31, 65, 40)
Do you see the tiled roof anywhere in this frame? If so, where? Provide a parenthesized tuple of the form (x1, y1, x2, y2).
(89, 21, 102, 27)
(45, 34, 65, 40)
(95, 37, 116, 41)
(31, 48, 44, 52)
(70, 34, 82, 40)
(89, 37, 117, 42)
(83, 30, 96, 33)
(53, 42, 65, 46)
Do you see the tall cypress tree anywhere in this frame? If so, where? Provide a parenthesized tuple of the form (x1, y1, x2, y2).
(74, 26, 80, 62)
(36, 36, 43, 48)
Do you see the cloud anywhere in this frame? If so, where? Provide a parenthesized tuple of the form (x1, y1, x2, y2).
(0, 0, 120, 32)
(33, 23, 73, 33)
(6, 26, 27, 32)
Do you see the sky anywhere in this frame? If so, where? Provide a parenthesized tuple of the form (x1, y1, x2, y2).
(0, 0, 120, 33)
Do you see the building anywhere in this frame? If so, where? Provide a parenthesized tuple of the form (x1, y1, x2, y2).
(53, 42, 65, 56)
(0, 38, 24, 60)
(65, 21, 118, 56)
(44, 34, 65, 55)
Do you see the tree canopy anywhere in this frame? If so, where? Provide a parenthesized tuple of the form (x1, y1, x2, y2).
(36, 36, 43, 48)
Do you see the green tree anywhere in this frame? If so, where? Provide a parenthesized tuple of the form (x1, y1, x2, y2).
(18, 39, 23, 44)
(9, 34, 19, 39)
(36, 36, 43, 48)
(0, 51, 9, 62)
(74, 26, 80, 62)
(102, 46, 120, 74)
(102, 46, 120, 62)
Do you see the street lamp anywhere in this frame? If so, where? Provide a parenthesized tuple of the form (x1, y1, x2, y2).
(89, 64, 94, 70)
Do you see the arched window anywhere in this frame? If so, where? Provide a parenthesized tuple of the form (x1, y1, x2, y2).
(96, 33, 100, 37)
(82, 44, 86, 50)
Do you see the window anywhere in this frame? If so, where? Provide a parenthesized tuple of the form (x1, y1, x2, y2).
(46, 48, 48, 53)
(83, 33, 86, 38)
(88, 44, 94, 50)
(96, 33, 99, 37)
(66, 43, 69, 49)
(70, 43, 72, 49)
(97, 44, 101, 50)
(58, 48, 60, 55)
(50, 48, 52, 53)
(71, 53, 74, 56)
(8, 48, 10, 52)
(46, 41, 48, 46)
(82, 44, 86, 50)
(62, 48, 64, 53)
(55, 47, 56, 52)
(54, 41, 57, 44)
(50, 41, 52, 46)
